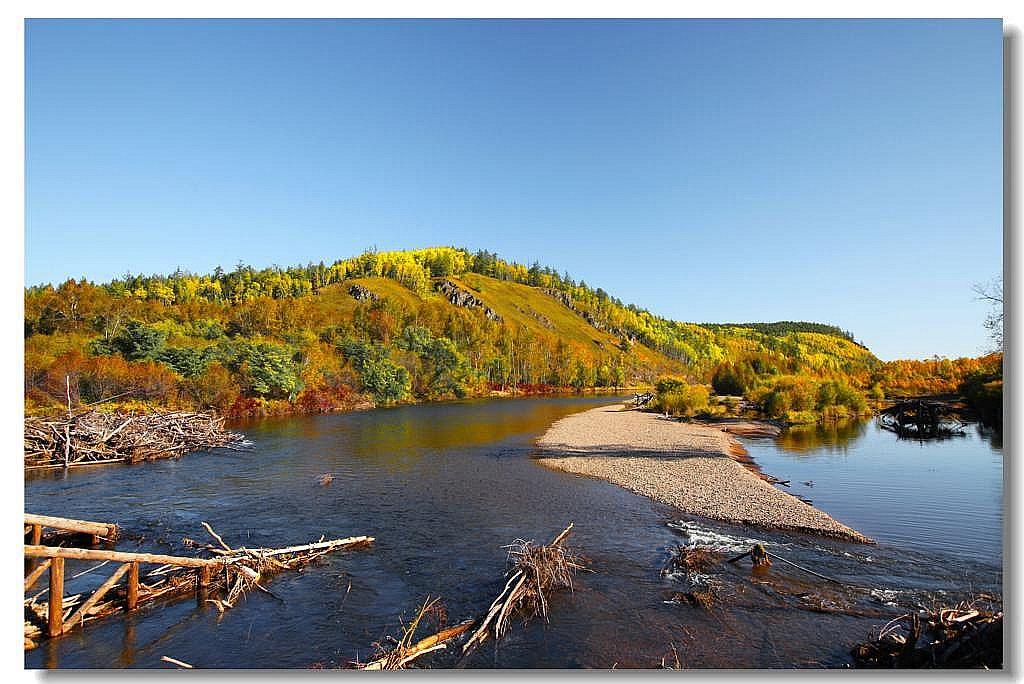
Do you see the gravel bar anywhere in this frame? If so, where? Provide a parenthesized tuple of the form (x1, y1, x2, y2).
(535, 405, 870, 543)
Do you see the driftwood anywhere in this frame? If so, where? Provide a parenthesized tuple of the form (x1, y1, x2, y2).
(161, 655, 195, 669)
(461, 523, 584, 658)
(633, 392, 654, 407)
(356, 597, 476, 670)
(25, 522, 374, 645)
(351, 523, 585, 669)
(24, 410, 248, 470)
(851, 595, 1002, 668)
(877, 400, 966, 439)
(662, 545, 725, 576)
(25, 513, 119, 548)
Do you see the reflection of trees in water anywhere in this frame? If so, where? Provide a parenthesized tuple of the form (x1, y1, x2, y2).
(775, 420, 869, 454)
(775, 419, 1003, 454)
(975, 423, 1002, 450)
(342, 399, 614, 469)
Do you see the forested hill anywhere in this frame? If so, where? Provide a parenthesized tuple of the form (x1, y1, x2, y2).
(698, 322, 861, 346)
(25, 246, 883, 416)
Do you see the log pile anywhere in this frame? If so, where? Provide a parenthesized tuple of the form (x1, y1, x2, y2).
(24, 410, 248, 469)
(851, 595, 1002, 668)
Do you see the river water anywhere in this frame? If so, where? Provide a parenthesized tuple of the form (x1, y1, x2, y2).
(25, 397, 1003, 669)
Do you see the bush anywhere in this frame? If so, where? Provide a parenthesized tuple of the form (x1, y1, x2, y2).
(655, 376, 689, 395)
(655, 382, 711, 417)
(960, 369, 1003, 427)
(711, 362, 753, 396)
(239, 344, 303, 400)
(180, 362, 239, 410)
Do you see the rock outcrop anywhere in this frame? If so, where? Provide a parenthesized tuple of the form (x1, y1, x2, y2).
(348, 284, 378, 302)
(435, 280, 502, 321)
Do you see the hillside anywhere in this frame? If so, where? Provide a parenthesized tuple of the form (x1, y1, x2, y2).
(24, 247, 882, 416)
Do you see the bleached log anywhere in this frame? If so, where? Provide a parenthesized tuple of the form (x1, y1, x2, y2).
(25, 545, 221, 569)
(222, 536, 374, 561)
(25, 514, 117, 539)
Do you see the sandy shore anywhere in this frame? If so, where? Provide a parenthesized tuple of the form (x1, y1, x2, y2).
(535, 405, 869, 542)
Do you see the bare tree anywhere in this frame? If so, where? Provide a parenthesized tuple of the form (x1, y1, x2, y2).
(972, 275, 1003, 352)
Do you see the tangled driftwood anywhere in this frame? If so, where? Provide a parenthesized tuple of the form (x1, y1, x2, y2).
(351, 523, 585, 669)
(356, 597, 476, 670)
(24, 410, 248, 469)
(461, 523, 584, 657)
(878, 400, 966, 439)
(851, 595, 1002, 668)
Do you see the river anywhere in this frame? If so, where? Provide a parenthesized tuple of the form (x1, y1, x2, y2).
(25, 397, 1003, 669)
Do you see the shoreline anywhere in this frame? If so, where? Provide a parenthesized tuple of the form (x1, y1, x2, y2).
(535, 405, 870, 543)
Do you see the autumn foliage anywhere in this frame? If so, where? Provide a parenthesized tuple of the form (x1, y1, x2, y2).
(24, 247, 993, 421)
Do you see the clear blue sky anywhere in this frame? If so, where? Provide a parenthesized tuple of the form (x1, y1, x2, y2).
(25, 19, 1002, 360)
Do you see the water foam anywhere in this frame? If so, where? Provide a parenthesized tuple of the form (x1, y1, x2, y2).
(667, 520, 769, 553)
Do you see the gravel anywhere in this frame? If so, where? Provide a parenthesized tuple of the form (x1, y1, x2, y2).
(535, 405, 870, 543)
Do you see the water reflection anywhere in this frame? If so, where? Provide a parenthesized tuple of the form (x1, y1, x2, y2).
(775, 420, 868, 454)
(748, 419, 1003, 564)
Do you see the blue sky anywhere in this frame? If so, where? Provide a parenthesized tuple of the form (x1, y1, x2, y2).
(25, 19, 1002, 360)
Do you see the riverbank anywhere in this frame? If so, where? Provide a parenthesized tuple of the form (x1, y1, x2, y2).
(535, 405, 870, 542)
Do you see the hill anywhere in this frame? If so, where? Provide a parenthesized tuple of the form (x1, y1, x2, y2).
(24, 247, 882, 416)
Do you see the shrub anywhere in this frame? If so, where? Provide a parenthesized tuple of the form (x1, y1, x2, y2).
(960, 369, 1003, 427)
(711, 362, 752, 396)
(655, 382, 711, 417)
(180, 362, 239, 410)
(655, 376, 689, 395)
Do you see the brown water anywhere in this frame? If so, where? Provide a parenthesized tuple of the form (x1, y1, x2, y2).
(25, 397, 1002, 669)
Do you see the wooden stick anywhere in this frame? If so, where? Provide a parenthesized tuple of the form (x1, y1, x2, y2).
(161, 655, 194, 669)
(221, 536, 374, 562)
(727, 550, 752, 564)
(64, 562, 131, 632)
(25, 559, 51, 591)
(30, 524, 42, 546)
(48, 558, 64, 637)
(25, 514, 117, 539)
(201, 521, 234, 553)
(127, 562, 139, 611)
(25, 458, 128, 471)
(26, 545, 221, 569)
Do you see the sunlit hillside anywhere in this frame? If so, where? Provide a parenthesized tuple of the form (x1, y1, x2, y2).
(25, 246, 885, 416)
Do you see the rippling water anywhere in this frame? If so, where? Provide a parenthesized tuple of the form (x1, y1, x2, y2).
(25, 398, 1002, 669)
